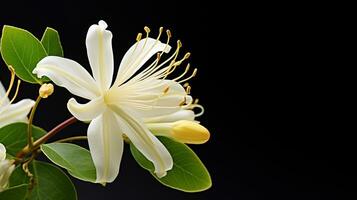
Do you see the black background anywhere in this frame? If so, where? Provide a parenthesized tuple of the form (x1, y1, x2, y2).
(0, 1, 355, 199)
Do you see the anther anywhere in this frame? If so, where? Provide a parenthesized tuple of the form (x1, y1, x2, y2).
(144, 26, 151, 33)
(186, 85, 191, 94)
(184, 52, 191, 59)
(166, 29, 172, 38)
(179, 97, 187, 106)
(163, 86, 170, 94)
(136, 33, 142, 41)
(177, 40, 182, 48)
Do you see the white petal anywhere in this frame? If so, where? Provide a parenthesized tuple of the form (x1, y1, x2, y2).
(0, 143, 6, 161)
(67, 97, 106, 121)
(87, 110, 124, 183)
(110, 105, 172, 177)
(114, 38, 171, 87)
(0, 82, 9, 107)
(0, 99, 35, 128)
(144, 110, 195, 123)
(33, 56, 101, 100)
(86, 20, 114, 90)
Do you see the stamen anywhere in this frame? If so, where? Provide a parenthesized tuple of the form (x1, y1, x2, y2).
(186, 85, 191, 94)
(0, 66, 16, 107)
(173, 63, 190, 81)
(133, 37, 181, 82)
(193, 104, 205, 117)
(9, 80, 21, 104)
(178, 68, 197, 83)
(183, 82, 190, 88)
(194, 98, 199, 104)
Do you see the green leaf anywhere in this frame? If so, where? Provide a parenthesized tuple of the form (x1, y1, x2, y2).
(0, 25, 48, 84)
(9, 161, 77, 200)
(130, 136, 212, 192)
(0, 184, 28, 200)
(41, 27, 63, 57)
(0, 123, 46, 156)
(41, 143, 96, 183)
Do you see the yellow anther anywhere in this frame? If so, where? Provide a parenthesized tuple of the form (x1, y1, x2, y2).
(39, 83, 54, 98)
(186, 85, 191, 94)
(184, 52, 191, 59)
(144, 26, 151, 33)
(163, 86, 170, 94)
(179, 96, 187, 106)
(136, 33, 142, 41)
(177, 40, 182, 48)
(166, 29, 172, 38)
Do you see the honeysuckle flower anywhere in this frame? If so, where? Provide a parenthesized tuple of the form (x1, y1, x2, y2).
(0, 80, 35, 128)
(0, 143, 15, 192)
(33, 20, 203, 183)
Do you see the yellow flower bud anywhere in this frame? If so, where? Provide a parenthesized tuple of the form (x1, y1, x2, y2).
(171, 120, 210, 144)
(147, 120, 210, 144)
(39, 83, 54, 98)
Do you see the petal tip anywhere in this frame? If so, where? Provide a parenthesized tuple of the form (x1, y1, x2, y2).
(98, 20, 108, 30)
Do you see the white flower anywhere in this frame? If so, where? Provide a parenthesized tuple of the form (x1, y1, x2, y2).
(0, 143, 15, 192)
(0, 81, 35, 128)
(33, 20, 197, 183)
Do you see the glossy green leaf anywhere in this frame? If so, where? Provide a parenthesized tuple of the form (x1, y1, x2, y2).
(0, 25, 48, 84)
(41, 27, 63, 57)
(9, 161, 77, 200)
(0, 123, 46, 156)
(130, 136, 212, 192)
(0, 184, 28, 200)
(41, 143, 96, 182)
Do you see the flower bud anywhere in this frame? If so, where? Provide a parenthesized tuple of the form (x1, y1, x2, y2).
(39, 83, 54, 98)
(147, 120, 210, 144)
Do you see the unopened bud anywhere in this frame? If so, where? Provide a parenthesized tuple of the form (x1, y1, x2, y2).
(147, 120, 210, 144)
(39, 83, 54, 98)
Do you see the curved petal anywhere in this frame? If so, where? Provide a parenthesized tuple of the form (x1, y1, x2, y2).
(114, 38, 171, 87)
(86, 20, 114, 90)
(88, 110, 124, 183)
(33, 56, 101, 100)
(0, 99, 35, 128)
(0, 143, 6, 161)
(144, 110, 195, 123)
(0, 82, 9, 106)
(67, 97, 106, 121)
(109, 105, 172, 178)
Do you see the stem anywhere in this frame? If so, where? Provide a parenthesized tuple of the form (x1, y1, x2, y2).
(28, 95, 42, 149)
(55, 136, 87, 143)
(16, 116, 77, 159)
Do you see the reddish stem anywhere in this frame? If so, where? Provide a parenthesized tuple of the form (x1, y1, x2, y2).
(16, 116, 77, 159)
